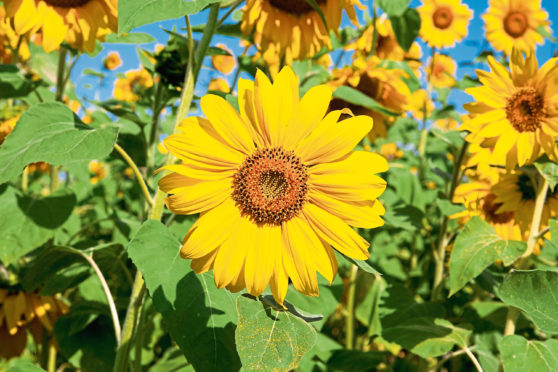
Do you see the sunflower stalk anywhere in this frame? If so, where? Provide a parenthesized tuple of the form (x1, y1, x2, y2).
(113, 11, 216, 372)
(114, 143, 154, 207)
(345, 264, 359, 349)
(503, 173, 549, 338)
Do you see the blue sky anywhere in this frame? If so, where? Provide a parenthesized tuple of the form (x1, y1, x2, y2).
(71, 0, 558, 113)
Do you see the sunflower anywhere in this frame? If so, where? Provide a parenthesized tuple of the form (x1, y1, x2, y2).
(103, 51, 122, 71)
(418, 0, 473, 49)
(241, 0, 363, 70)
(89, 160, 107, 184)
(114, 69, 154, 103)
(483, 0, 549, 55)
(461, 47, 558, 170)
(158, 66, 388, 305)
(380, 143, 404, 161)
(408, 89, 435, 120)
(208, 77, 230, 93)
(212, 43, 236, 75)
(429, 54, 457, 88)
(0, 7, 29, 63)
(0, 289, 68, 359)
(348, 15, 422, 74)
(4, 0, 117, 53)
(328, 56, 410, 142)
(0, 115, 18, 146)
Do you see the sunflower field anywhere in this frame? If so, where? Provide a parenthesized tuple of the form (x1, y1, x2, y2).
(2, 0, 558, 371)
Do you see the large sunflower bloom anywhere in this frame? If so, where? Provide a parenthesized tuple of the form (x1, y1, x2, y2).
(114, 69, 154, 103)
(158, 66, 388, 305)
(241, 0, 363, 70)
(4, 0, 117, 52)
(0, 290, 68, 359)
(483, 0, 549, 55)
(461, 47, 558, 170)
(418, 0, 473, 49)
(328, 56, 410, 141)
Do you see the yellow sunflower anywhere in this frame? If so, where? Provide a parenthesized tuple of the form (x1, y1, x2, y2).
(483, 0, 550, 55)
(0, 289, 68, 359)
(212, 43, 236, 75)
(114, 69, 154, 103)
(158, 66, 388, 305)
(4, 0, 117, 52)
(348, 15, 422, 73)
(89, 160, 107, 184)
(408, 89, 435, 120)
(429, 54, 457, 88)
(418, 0, 473, 49)
(380, 143, 404, 161)
(328, 56, 410, 142)
(0, 7, 29, 63)
(241, 0, 363, 69)
(208, 77, 231, 93)
(103, 51, 122, 71)
(461, 47, 558, 170)
(0, 115, 18, 146)
(492, 171, 558, 232)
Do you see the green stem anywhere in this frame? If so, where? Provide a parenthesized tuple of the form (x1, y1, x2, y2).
(431, 142, 469, 301)
(21, 166, 28, 194)
(345, 264, 358, 350)
(50, 46, 68, 193)
(368, 2, 378, 57)
(193, 5, 220, 79)
(216, 0, 243, 29)
(113, 14, 202, 372)
(48, 343, 57, 372)
(147, 81, 165, 173)
(114, 143, 154, 207)
(503, 174, 549, 337)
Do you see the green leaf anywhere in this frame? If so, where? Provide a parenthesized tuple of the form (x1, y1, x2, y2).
(536, 25, 557, 42)
(0, 65, 34, 98)
(448, 216, 526, 296)
(118, 0, 224, 34)
(389, 8, 421, 52)
(235, 295, 317, 371)
(82, 68, 106, 78)
(377, 0, 410, 17)
(499, 270, 558, 334)
(104, 32, 156, 44)
(382, 318, 471, 359)
(0, 187, 76, 265)
(127, 220, 241, 372)
(0, 102, 118, 184)
(535, 155, 558, 191)
(437, 198, 465, 216)
(499, 335, 558, 372)
(332, 86, 398, 117)
(5, 361, 46, 372)
(326, 350, 386, 371)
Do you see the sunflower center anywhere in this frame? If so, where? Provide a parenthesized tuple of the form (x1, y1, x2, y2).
(504, 11, 528, 38)
(432, 6, 454, 29)
(232, 147, 308, 225)
(505, 87, 544, 132)
(268, 0, 326, 14)
(44, 0, 89, 7)
(482, 194, 514, 224)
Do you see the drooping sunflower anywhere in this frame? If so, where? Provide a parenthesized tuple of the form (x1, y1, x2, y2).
(328, 56, 410, 141)
(461, 47, 558, 170)
(348, 15, 422, 74)
(492, 171, 558, 232)
(429, 54, 457, 88)
(483, 0, 549, 55)
(0, 290, 68, 359)
(418, 0, 473, 49)
(241, 0, 363, 71)
(4, 0, 117, 52)
(158, 66, 388, 305)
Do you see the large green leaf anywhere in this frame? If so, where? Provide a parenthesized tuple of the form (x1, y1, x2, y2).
(0, 102, 118, 184)
(377, 0, 410, 17)
(499, 335, 558, 372)
(127, 220, 241, 372)
(235, 295, 317, 372)
(104, 32, 156, 44)
(499, 270, 558, 334)
(0, 187, 76, 265)
(118, 0, 223, 34)
(449, 217, 526, 296)
(535, 155, 558, 191)
(332, 85, 398, 117)
(326, 350, 386, 372)
(0, 65, 34, 98)
(390, 8, 421, 52)
(5, 361, 46, 372)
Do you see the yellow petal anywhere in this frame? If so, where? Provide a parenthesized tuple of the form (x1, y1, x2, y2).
(244, 224, 281, 296)
(213, 216, 251, 289)
(162, 174, 231, 215)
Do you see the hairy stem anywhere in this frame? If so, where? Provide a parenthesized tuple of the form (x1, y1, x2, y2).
(345, 264, 358, 350)
(114, 143, 154, 207)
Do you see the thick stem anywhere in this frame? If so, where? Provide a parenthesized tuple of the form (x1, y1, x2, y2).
(431, 142, 469, 301)
(114, 143, 154, 207)
(193, 5, 220, 79)
(21, 166, 28, 193)
(147, 81, 165, 173)
(345, 264, 358, 350)
(50, 46, 68, 193)
(80, 252, 122, 344)
(503, 175, 549, 337)
(48, 343, 57, 372)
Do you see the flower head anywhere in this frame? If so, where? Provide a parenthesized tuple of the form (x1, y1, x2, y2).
(103, 51, 122, 71)
(4, 0, 117, 52)
(429, 54, 457, 88)
(418, 0, 473, 48)
(212, 44, 236, 75)
(462, 47, 558, 169)
(158, 66, 388, 304)
(483, 0, 549, 55)
(114, 69, 154, 103)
